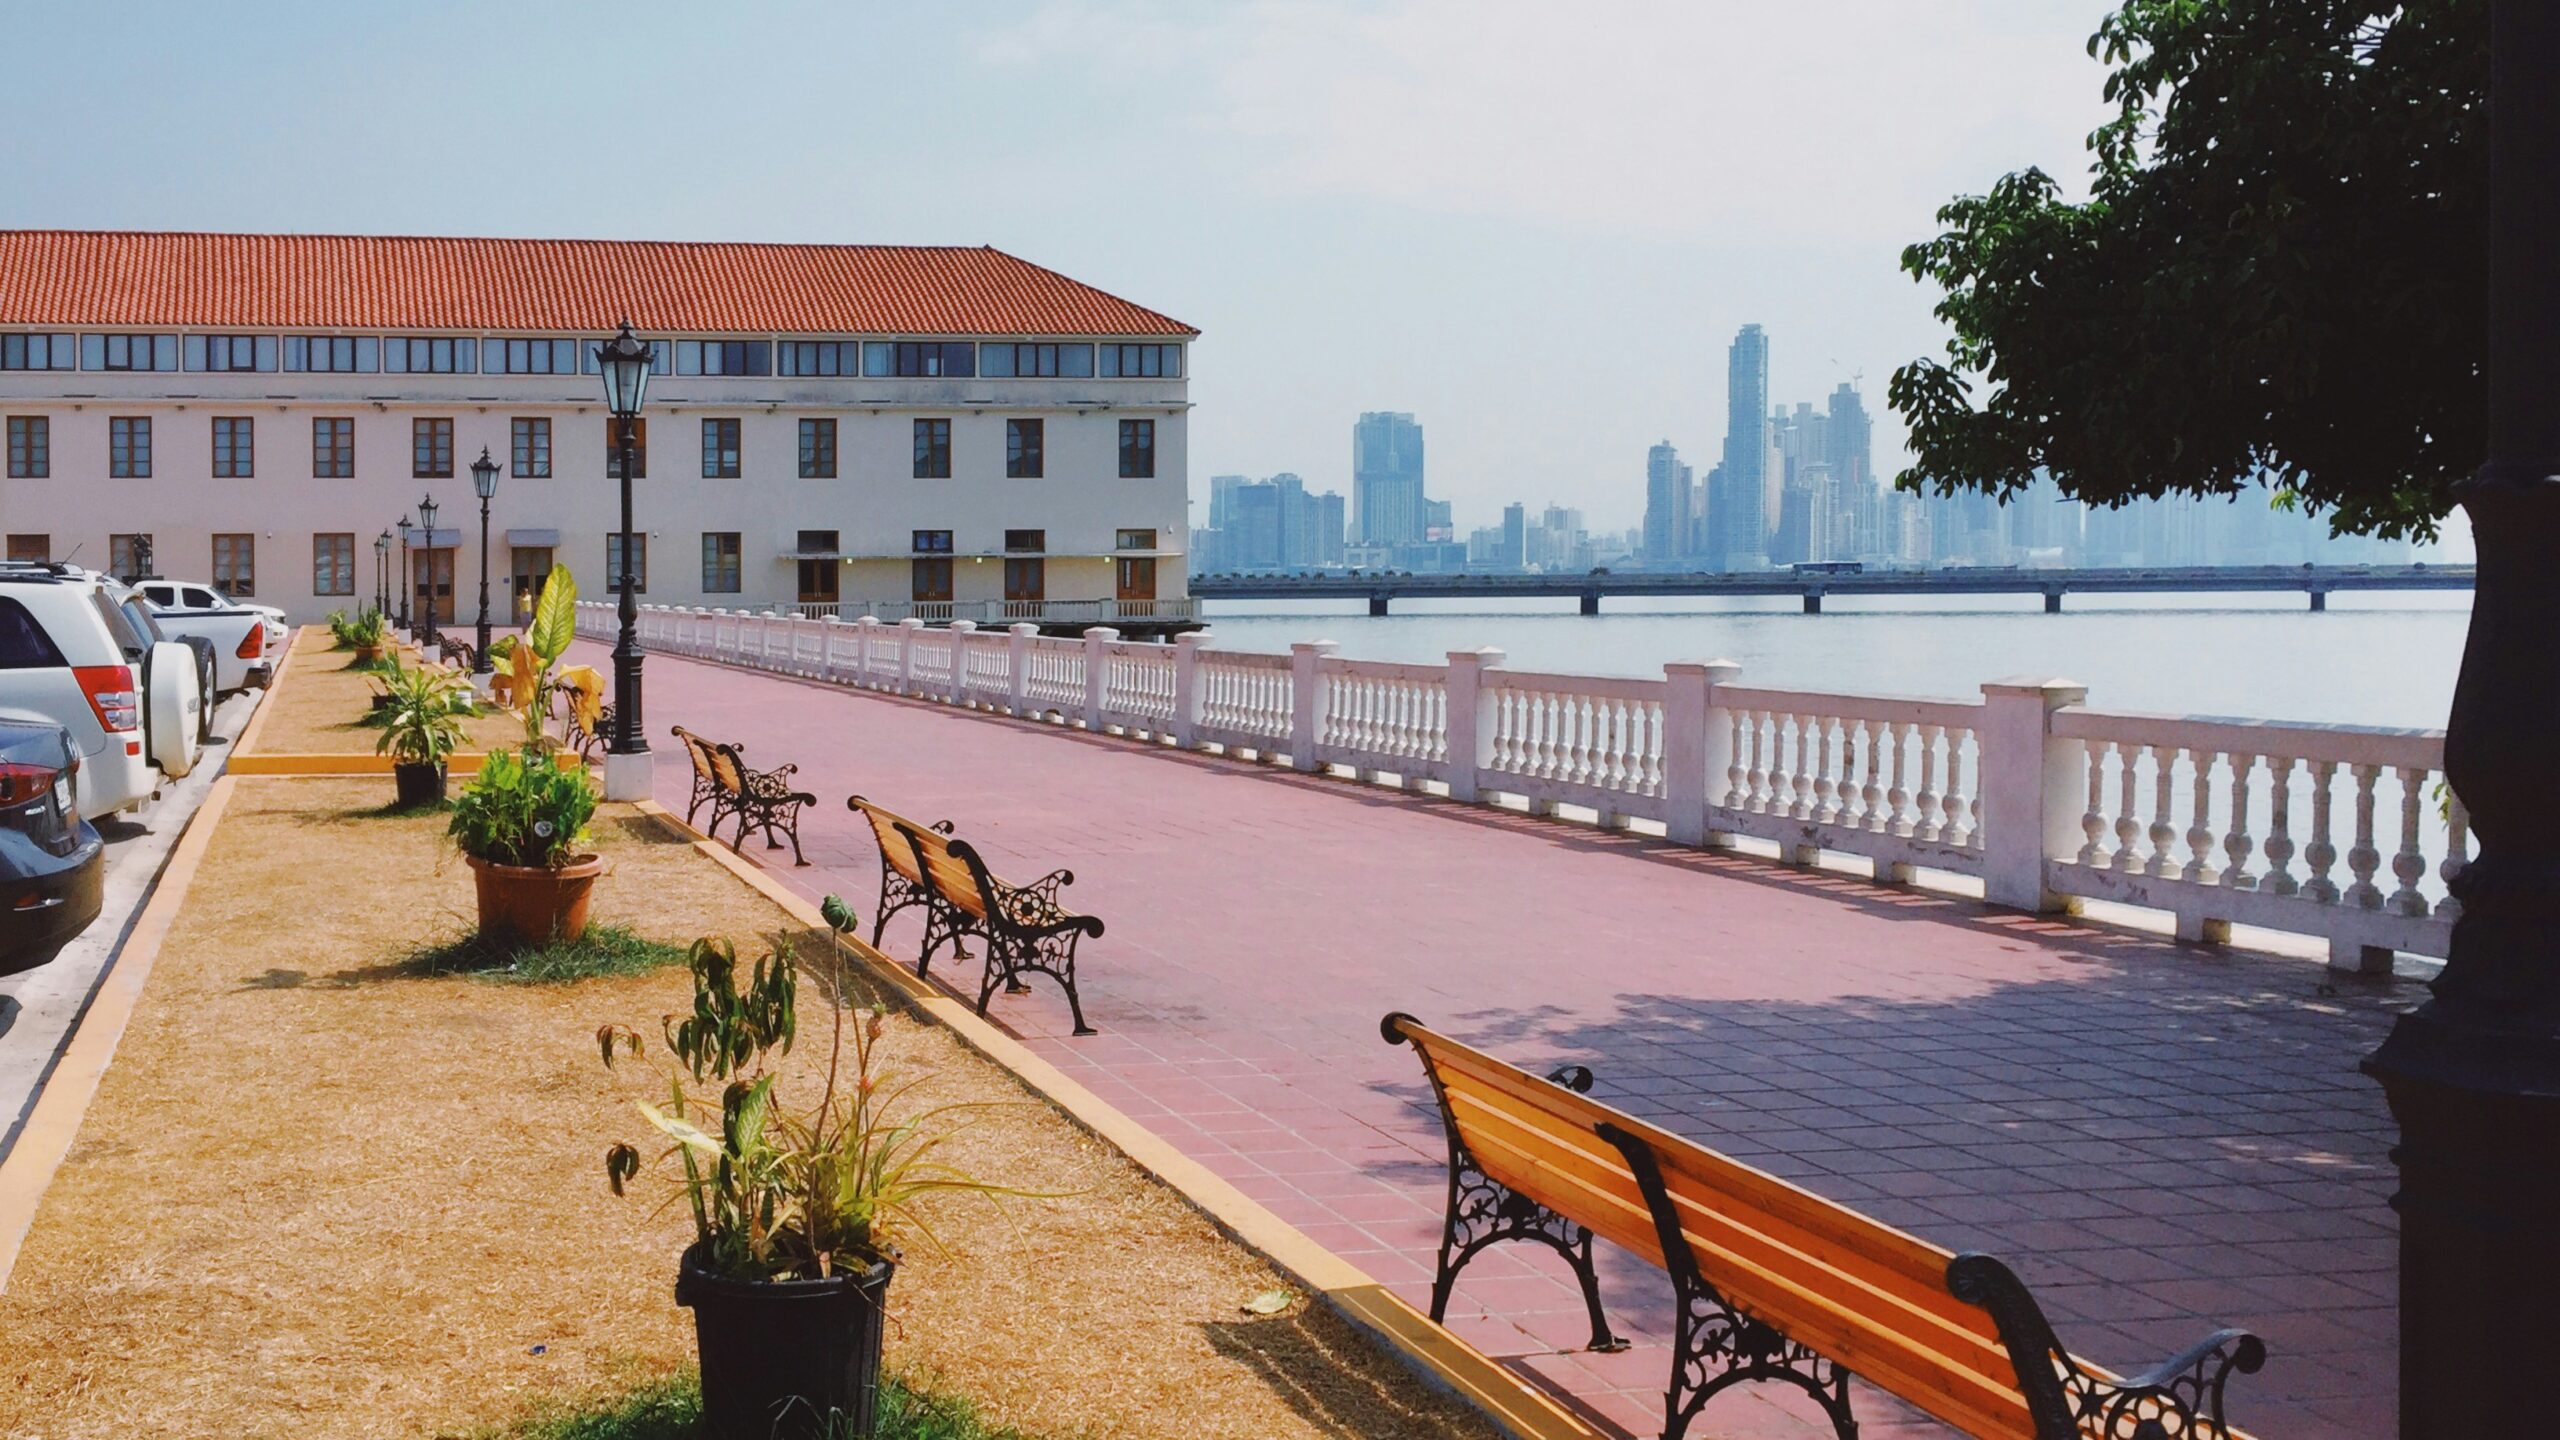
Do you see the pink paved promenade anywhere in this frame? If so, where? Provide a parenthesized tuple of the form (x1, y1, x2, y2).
(611, 644, 2405, 1439)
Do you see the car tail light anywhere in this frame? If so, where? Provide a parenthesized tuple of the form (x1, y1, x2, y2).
(75, 664, 139, 733)
(236, 626, 263, 659)
(0, 760, 61, 805)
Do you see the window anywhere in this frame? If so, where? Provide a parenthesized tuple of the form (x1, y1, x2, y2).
(185, 335, 279, 372)
(84, 333, 179, 372)
(6, 417, 46, 478)
(1004, 557, 1045, 603)
(314, 533, 356, 595)
(673, 340, 772, 376)
(701, 532, 742, 593)
(605, 417, 648, 479)
(110, 417, 152, 478)
(382, 337, 477, 374)
(511, 417, 551, 478)
(911, 557, 954, 602)
(312, 418, 355, 478)
(580, 338, 670, 375)
(212, 534, 255, 597)
(863, 341, 976, 378)
(110, 533, 152, 580)
(1004, 529, 1046, 552)
(491, 337, 580, 374)
(413, 417, 454, 478)
(913, 419, 951, 479)
(283, 335, 379, 372)
(605, 533, 648, 594)
(701, 418, 742, 478)
(212, 417, 255, 478)
(912, 530, 953, 553)
(1, 334, 77, 371)
(1100, 344, 1181, 378)
(778, 341, 861, 377)
(796, 531, 840, 604)
(1116, 528, 1159, 550)
(7, 535, 49, 563)
(1118, 419, 1156, 478)
(798, 418, 837, 478)
(0, 595, 66, 668)
(1006, 419, 1044, 478)
(979, 342, 1094, 378)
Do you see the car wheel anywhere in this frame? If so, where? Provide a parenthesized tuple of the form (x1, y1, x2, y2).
(197, 657, 217, 742)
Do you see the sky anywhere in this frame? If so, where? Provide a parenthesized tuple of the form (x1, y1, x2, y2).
(0, 1, 2127, 534)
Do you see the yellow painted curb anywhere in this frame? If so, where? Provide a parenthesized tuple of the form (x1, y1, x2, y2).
(0, 774, 238, 1294)
(634, 799, 1600, 1440)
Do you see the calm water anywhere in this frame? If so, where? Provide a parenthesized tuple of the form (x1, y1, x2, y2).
(1195, 592, 2473, 731)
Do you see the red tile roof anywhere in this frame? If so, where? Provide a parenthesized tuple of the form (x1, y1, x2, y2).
(0, 231, 1197, 337)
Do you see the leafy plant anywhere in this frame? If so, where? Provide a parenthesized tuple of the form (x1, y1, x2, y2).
(599, 899, 1039, 1282)
(343, 607, 387, 650)
(506, 567, 603, 750)
(371, 655, 475, 767)
(448, 746, 597, 868)
(324, 608, 352, 647)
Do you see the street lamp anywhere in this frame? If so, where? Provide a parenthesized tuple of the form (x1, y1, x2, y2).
(374, 530, 391, 617)
(595, 319, 654, 798)
(470, 447, 499, 675)
(417, 493, 440, 652)
(396, 514, 414, 632)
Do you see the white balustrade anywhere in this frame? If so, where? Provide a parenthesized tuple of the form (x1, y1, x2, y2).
(1479, 670, 1664, 821)
(1098, 640, 1179, 732)
(1707, 687, 1985, 874)
(1192, 649, 1293, 752)
(1316, 658, 1451, 783)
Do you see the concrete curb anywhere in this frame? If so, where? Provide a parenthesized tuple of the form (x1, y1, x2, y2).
(636, 799, 1598, 1440)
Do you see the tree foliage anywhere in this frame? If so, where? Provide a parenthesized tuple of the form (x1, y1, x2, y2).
(1890, 0, 2485, 540)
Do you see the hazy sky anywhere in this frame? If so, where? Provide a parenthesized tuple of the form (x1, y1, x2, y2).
(2, 1, 2122, 532)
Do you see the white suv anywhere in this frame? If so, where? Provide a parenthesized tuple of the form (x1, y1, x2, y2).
(0, 566, 202, 819)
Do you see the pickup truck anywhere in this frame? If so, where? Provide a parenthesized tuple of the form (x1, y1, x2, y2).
(133, 584, 277, 695)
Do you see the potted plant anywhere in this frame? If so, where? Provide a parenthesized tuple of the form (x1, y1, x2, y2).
(600, 900, 1027, 1440)
(372, 655, 473, 807)
(345, 607, 389, 667)
(447, 746, 601, 942)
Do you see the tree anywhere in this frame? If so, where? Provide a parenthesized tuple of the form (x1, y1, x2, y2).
(1889, 0, 2486, 540)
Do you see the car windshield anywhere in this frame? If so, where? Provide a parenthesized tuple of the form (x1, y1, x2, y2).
(120, 599, 169, 643)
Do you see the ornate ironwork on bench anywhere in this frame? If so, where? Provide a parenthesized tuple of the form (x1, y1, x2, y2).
(667, 725, 815, 866)
(1379, 1013, 2265, 1440)
(849, 794, 1102, 1036)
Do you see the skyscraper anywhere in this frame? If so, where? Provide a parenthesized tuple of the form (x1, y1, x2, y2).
(1713, 324, 1771, 569)
(1500, 502, 1528, 569)
(1208, 474, 1250, 532)
(1643, 440, 1693, 563)
(1352, 412, 1427, 547)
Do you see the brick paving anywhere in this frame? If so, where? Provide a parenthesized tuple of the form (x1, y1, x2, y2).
(614, 645, 2408, 1439)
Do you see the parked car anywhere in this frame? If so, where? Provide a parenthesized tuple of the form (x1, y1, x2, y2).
(0, 713, 104, 970)
(0, 564, 203, 818)
(128, 582, 273, 694)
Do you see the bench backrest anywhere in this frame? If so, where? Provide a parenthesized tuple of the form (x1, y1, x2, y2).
(669, 726, 717, 784)
(1385, 1015, 2048, 1440)
(847, 796, 983, 919)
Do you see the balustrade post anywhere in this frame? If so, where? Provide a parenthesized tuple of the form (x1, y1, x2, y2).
(1288, 640, 1337, 772)
(1172, 631, 1212, 749)
(1663, 660, 1733, 847)
(1082, 626, 1118, 731)
(1009, 623, 1037, 717)
(1978, 678, 2089, 912)
(854, 616, 877, 689)
(947, 620, 978, 707)
(896, 617, 923, 696)
(1442, 647, 1504, 803)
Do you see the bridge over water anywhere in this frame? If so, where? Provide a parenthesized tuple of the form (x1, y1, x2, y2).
(1191, 563, 2473, 614)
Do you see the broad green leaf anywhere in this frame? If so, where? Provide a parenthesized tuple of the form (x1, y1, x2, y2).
(531, 566, 578, 662)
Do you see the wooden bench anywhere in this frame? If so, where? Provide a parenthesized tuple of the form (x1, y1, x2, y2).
(1380, 1014, 2264, 1440)
(848, 794, 1102, 1035)
(668, 725, 815, 866)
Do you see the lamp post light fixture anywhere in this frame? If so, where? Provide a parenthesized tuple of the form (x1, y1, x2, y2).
(470, 447, 499, 675)
(595, 319, 655, 799)
(417, 493, 440, 653)
(396, 515, 414, 633)
(374, 530, 391, 617)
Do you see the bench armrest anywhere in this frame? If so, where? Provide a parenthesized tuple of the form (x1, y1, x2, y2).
(1949, 1253, 2264, 1439)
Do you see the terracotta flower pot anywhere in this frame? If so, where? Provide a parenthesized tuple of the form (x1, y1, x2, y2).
(355, 644, 386, 665)
(466, 852, 603, 944)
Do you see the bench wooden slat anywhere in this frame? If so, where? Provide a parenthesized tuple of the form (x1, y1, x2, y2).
(851, 800, 927, 886)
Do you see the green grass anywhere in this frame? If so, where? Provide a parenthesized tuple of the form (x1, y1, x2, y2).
(483, 1372, 1037, 1440)
(346, 654, 402, 675)
(397, 923, 689, 984)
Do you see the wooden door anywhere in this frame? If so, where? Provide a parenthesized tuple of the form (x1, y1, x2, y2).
(1115, 556, 1156, 602)
(415, 548, 457, 623)
(510, 546, 553, 623)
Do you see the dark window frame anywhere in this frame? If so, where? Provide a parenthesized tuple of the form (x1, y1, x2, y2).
(312, 417, 355, 478)
(911, 529, 954, 554)
(913, 419, 951, 479)
(413, 417, 454, 478)
(110, 416, 152, 478)
(1005, 418, 1044, 478)
(511, 416, 551, 478)
(1118, 418, 1156, 478)
(701, 418, 742, 479)
(606, 532, 648, 594)
(211, 532, 256, 597)
(212, 416, 255, 479)
(605, 417, 648, 479)
(313, 533, 356, 596)
(6, 416, 47, 478)
(701, 532, 743, 593)
(798, 417, 838, 478)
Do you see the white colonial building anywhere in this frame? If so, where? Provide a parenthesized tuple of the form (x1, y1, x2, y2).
(0, 231, 1195, 632)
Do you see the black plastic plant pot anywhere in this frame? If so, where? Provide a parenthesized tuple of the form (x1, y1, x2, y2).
(676, 1241, 895, 1440)
(391, 761, 446, 809)
(370, 692, 394, 712)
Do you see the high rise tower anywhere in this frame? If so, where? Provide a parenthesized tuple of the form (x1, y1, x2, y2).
(1713, 325, 1771, 569)
(1643, 440, 1693, 563)
(1352, 412, 1427, 548)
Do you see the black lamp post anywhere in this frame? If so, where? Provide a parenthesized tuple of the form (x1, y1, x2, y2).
(417, 493, 440, 652)
(396, 515, 414, 632)
(470, 447, 499, 674)
(595, 320, 653, 773)
(374, 530, 391, 617)
(2364, 4, 2560, 1433)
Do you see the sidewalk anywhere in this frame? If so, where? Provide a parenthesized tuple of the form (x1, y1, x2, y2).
(613, 644, 2407, 1439)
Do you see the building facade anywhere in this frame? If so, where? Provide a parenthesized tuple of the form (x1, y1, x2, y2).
(1351, 411, 1426, 547)
(0, 232, 1196, 628)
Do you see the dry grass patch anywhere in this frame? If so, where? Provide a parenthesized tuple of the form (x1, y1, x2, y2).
(248, 628, 524, 756)
(0, 777, 1501, 1440)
